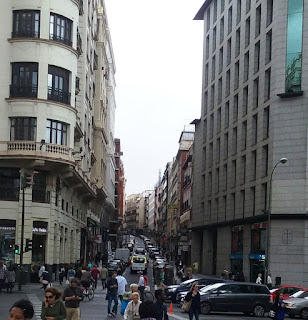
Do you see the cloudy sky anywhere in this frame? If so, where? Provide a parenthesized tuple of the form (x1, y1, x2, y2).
(105, 0, 205, 195)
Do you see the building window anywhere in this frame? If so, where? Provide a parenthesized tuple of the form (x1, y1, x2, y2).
(223, 164, 228, 190)
(255, 5, 261, 38)
(232, 160, 237, 188)
(48, 65, 70, 104)
(212, 55, 216, 81)
(46, 119, 68, 145)
(253, 77, 259, 108)
(233, 94, 238, 122)
(225, 101, 230, 128)
(10, 117, 37, 141)
(204, 63, 209, 88)
(202, 147, 207, 170)
(208, 171, 212, 195)
(252, 114, 258, 145)
(223, 195, 227, 220)
(262, 144, 269, 177)
(251, 187, 256, 215)
(216, 138, 221, 163)
(254, 41, 260, 74)
(245, 17, 251, 48)
(203, 91, 208, 115)
(210, 114, 214, 138)
(251, 227, 266, 254)
(264, 68, 271, 102)
(227, 38, 232, 66)
(265, 30, 272, 64)
(232, 127, 237, 155)
(220, 17, 224, 44)
(213, 27, 217, 52)
(241, 190, 245, 217)
(211, 84, 215, 110)
(219, 47, 224, 74)
(266, 0, 273, 27)
(243, 86, 248, 116)
(234, 61, 240, 90)
(246, 0, 251, 13)
(209, 143, 213, 168)
(218, 77, 223, 104)
(12, 10, 40, 38)
(32, 171, 50, 203)
(206, 8, 211, 32)
(206, 36, 210, 60)
(217, 107, 222, 133)
(224, 132, 229, 160)
(263, 107, 270, 139)
(228, 6, 233, 34)
(241, 155, 246, 185)
(213, 0, 218, 22)
(49, 13, 72, 46)
(232, 228, 243, 253)
(241, 120, 247, 150)
(203, 119, 207, 142)
(235, 28, 241, 57)
(11, 62, 38, 98)
(231, 192, 236, 218)
(244, 51, 250, 82)
(236, 0, 242, 24)
(226, 69, 231, 97)
(216, 168, 220, 193)
(251, 150, 257, 180)
(0, 168, 20, 201)
(262, 183, 267, 210)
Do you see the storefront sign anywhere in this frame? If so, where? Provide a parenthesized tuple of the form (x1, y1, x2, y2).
(33, 227, 47, 233)
(229, 254, 243, 260)
(93, 235, 102, 243)
(249, 253, 265, 260)
(0, 226, 15, 230)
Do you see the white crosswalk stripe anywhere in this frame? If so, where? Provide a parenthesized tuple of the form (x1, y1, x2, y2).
(27, 293, 42, 320)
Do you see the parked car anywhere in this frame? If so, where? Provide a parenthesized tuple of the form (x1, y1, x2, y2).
(165, 277, 226, 303)
(284, 291, 308, 318)
(130, 255, 148, 274)
(270, 285, 308, 303)
(195, 282, 270, 316)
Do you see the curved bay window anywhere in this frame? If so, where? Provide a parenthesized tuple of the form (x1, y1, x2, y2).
(46, 119, 68, 146)
(48, 65, 70, 104)
(12, 10, 40, 38)
(49, 13, 72, 46)
(11, 62, 38, 98)
(10, 117, 37, 141)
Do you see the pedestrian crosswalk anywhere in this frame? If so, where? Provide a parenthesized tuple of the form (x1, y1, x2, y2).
(27, 293, 42, 320)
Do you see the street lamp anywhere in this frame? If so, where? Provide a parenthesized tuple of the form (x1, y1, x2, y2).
(265, 157, 288, 285)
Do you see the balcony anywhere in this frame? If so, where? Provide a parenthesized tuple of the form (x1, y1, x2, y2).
(10, 85, 38, 99)
(12, 30, 39, 38)
(93, 51, 98, 70)
(48, 87, 71, 105)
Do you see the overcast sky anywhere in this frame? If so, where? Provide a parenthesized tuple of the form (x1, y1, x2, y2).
(105, 0, 205, 196)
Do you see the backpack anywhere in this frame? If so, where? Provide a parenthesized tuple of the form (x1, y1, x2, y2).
(144, 275, 148, 286)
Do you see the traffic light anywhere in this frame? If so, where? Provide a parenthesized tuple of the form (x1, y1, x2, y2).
(25, 239, 33, 252)
(14, 245, 19, 254)
(20, 169, 34, 190)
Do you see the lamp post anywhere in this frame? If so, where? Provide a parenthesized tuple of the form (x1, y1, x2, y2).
(265, 157, 288, 285)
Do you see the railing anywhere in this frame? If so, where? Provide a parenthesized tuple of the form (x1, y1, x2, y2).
(45, 144, 70, 155)
(49, 34, 72, 47)
(0, 187, 19, 201)
(8, 141, 36, 151)
(48, 87, 71, 105)
(32, 189, 50, 203)
(12, 30, 39, 38)
(10, 85, 38, 98)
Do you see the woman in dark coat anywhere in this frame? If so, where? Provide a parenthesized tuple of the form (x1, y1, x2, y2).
(184, 283, 201, 320)
(273, 292, 286, 320)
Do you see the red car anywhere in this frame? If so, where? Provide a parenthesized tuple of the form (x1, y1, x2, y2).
(270, 285, 308, 303)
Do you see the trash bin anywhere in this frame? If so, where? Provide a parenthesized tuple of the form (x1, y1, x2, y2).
(22, 270, 28, 285)
(275, 277, 281, 286)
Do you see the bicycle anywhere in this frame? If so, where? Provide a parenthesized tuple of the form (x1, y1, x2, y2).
(82, 283, 94, 300)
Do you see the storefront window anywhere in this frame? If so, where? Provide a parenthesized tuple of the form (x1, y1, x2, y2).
(231, 230, 243, 253)
(0, 220, 16, 262)
(251, 228, 266, 254)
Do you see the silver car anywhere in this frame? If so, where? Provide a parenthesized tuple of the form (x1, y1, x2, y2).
(284, 291, 308, 319)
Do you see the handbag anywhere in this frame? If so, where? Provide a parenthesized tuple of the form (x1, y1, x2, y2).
(181, 299, 192, 312)
(268, 309, 276, 318)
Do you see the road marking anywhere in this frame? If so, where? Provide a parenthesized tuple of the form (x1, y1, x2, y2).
(27, 293, 42, 320)
(168, 312, 187, 320)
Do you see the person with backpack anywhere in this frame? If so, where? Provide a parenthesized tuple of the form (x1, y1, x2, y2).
(154, 289, 168, 320)
(139, 299, 157, 320)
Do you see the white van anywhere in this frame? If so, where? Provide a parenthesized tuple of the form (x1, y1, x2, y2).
(114, 248, 131, 265)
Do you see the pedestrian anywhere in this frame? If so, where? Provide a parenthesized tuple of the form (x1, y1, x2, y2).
(41, 287, 66, 320)
(0, 260, 7, 293)
(6, 263, 16, 294)
(154, 289, 168, 320)
(267, 273, 273, 289)
(8, 299, 34, 320)
(184, 283, 201, 320)
(59, 265, 65, 285)
(273, 292, 286, 320)
(124, 292, 142, 320)
(256, 273, 262, 284)
(123, 283, 139, 300)
(91, 264, 100, 289)
(100, 264, 108, 289)
(192, 261, 199, 274)
(159, 268, 165, 288)
(80, 267, 92, 289)
(75, 267, 82, 280)
(116, 269, 128, 301)
(106, 271, 118, 317)
(95, 252, 101, 265)
(137, 271, 145, 301)
(41, 269, 50, 290)
(67, 265, 76, 282)
(139, 299, 157, 320)
(63, 278, 84, 320)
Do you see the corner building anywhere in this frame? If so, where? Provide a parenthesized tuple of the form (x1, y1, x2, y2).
(192, 0, 308, 285)
(0, 0, 115, 279)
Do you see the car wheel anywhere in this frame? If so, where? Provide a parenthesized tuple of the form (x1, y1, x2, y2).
(300, 308, 308, 319)
(253, 304, 265, 317)
(201, 302, 211, 315)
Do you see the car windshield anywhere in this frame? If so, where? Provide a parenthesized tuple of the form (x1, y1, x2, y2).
(180, 279, 197, 287)
(290, 290, 305, 298)
(200, 283, 224, 293)
(133, 257, 145, 263)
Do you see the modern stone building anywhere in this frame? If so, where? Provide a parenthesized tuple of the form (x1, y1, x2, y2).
(0, 0, 118, 280)
(191, 0, 308, 285)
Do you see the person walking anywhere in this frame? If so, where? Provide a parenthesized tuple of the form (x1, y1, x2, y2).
(59, 266, 65, 285)
(80, 267, 92, 289)
(273, 292, 286, 320)
(0, 260, 7, 293)
(63, 278, 84, 320)
(91, 264, 100, 289)
(267, 273, 273, 289)
(106, 272, 118, 317)
(6, 263, 16, 294)
(256, 273, 262, 284)
(41, 269, 50, 291)
(9, 299, 34, 320)
(67, 265, 76, 282)
(100, 264, 108, 289)
(154, 289, 168, 320)
(38, 263, 45, 288)
(184, 284, 201, 320)
(139, 299, 157, 320)
(137, 271, 145, 302)
(124, 292, 142, 320)
(41, 287, 66, 320)
(116, 269, 128, 301)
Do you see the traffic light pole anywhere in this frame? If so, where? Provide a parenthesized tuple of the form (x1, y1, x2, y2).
(18, 187, 25, 291)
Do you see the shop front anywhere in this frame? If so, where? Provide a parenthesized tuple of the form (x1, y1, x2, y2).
(0, 220, 16, 263)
